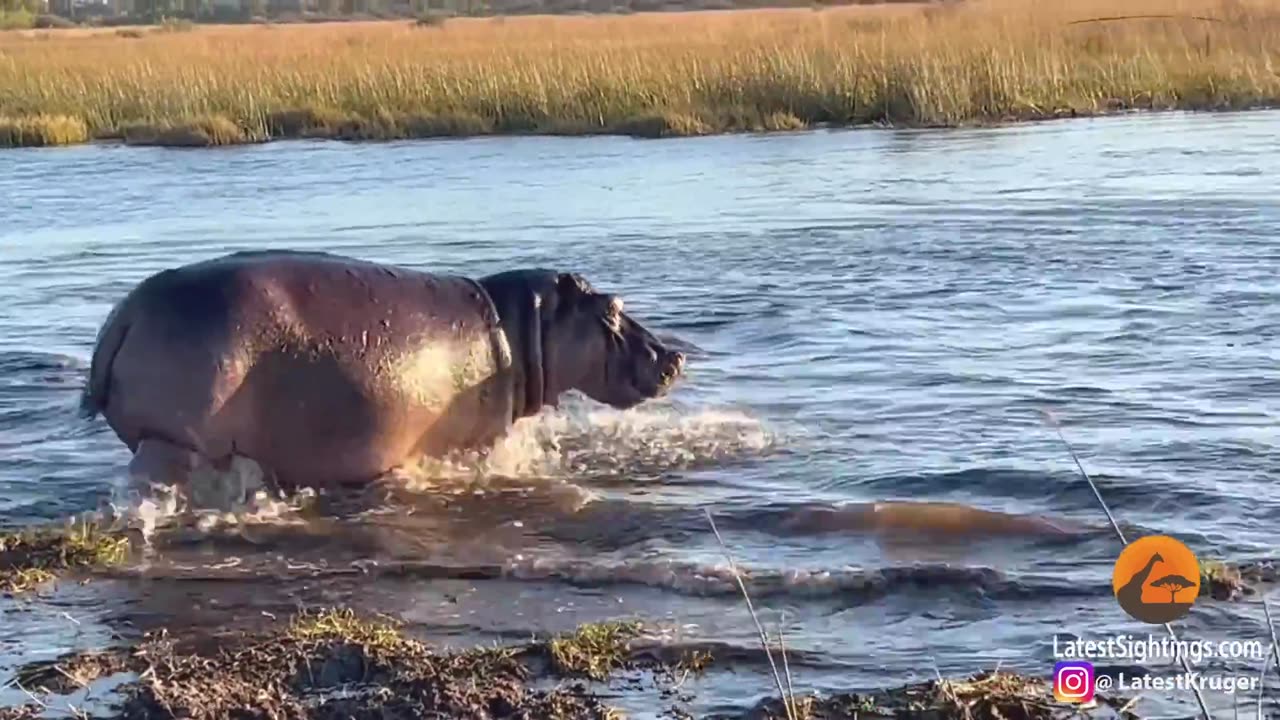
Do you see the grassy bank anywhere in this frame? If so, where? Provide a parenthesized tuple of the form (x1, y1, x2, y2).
(1, 0, 1278, 148)
(1, 516, 1275, 717)
(2, 607, 1138, 719)
(4, 610, 646, 718)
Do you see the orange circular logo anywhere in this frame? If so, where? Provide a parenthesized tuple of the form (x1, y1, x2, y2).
(1112, 535, 1200, 624)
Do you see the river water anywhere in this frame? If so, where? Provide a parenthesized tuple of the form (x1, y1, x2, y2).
(1, 111, 1278, 718)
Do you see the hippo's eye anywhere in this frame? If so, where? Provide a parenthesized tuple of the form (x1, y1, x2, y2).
(600, 299, 623, 335)
(603, 313, 622, 334)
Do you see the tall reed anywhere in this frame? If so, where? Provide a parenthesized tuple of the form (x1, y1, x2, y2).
(1, 0, 1278, 147)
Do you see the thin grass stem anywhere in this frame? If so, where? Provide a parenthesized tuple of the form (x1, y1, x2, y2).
(704, 508, 795, 720)
(1038, 409, 1212, 720)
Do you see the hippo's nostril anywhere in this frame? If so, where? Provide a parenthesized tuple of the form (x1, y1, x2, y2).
(660, 351, 685, 381)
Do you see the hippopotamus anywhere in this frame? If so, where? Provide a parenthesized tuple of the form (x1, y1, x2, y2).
(78, 249, 686, 492)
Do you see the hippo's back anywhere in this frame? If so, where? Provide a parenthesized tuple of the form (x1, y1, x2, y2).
(98, 250, 515, 486)
(133, 249, 490, 341)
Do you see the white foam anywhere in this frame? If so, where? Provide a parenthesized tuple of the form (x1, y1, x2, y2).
(543, 402, 777, 473)
(386, 397, 775, 505)
(107, 398, 776, 540)
(107, 454, 315, 543)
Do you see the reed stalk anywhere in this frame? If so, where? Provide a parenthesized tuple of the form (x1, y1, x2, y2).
(704, 508, 798, 720)
(1039, 408, 1213, 720)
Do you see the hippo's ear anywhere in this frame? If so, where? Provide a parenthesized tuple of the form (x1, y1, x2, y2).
(554, 272, 593, 303)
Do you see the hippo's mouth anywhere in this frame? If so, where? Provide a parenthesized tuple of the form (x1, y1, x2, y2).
(634, 351, 685, 400)
(601, 349, 684, 410)
(658, 352, 685, 390)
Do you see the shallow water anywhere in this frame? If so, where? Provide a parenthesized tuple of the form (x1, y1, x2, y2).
(1, 111, 1279, 718)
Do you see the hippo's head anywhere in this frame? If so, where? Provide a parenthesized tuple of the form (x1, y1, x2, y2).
(479, 269, 686, 417)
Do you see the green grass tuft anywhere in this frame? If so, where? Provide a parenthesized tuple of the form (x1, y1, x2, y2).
(286, 607, 411, 651)
(1200, 558, 1250, 601)
(0, 517, 130, 593)
(546, 619, 644, 681)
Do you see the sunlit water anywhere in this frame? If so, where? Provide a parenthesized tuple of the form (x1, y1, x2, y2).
(1, 111, 1278, 718)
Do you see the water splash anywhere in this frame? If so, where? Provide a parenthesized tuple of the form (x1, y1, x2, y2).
(538, 401, 779, 477)
(102, 398, 778, 542)
(105, 455, 316, 543)
(389, 397, 776, 492)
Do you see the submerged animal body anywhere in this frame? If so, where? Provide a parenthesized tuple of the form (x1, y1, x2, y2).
(782, 501, 1090, 539)
(79, 249, 686, 491)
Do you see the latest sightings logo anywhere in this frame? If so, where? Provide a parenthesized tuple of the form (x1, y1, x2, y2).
(1053, 661, 1096, 703)
(1112, 534, 1201, 624)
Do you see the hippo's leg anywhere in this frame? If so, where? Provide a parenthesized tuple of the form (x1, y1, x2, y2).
(126, 439, 274, 512)
(126, 437, 202, 496)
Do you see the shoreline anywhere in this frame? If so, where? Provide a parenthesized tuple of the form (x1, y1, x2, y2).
(0, 3, 937, 34)
(1, 517, 1273, 719)
(0, 604, 1136, 720)
(4, 0, 1280, 150)
(5, 104, 1280, 151)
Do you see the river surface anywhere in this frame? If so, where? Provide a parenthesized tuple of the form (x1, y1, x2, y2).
(1, 111, 1278, 719)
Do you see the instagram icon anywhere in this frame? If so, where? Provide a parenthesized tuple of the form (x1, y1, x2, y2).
(1053, 661, 1095, 703)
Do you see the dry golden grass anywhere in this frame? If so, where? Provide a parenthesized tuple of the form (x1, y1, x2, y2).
(1, 0, 1278, 147)
(0, 113, 89, 147)
(120, 113, 260, 145)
